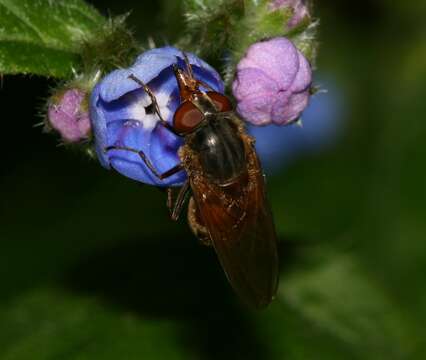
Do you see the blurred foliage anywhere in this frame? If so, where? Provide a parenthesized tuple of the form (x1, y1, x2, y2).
(1, 0, 426, 359)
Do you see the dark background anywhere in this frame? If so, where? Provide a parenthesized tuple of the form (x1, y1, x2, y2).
(1, 1, 426, 358)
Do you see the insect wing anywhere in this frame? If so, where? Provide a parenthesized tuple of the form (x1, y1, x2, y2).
(191, 148, 279, 308)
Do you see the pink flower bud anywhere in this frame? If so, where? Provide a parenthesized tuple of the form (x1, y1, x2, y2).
(47, 89, 91, 143)
(232, 37, 312, 126)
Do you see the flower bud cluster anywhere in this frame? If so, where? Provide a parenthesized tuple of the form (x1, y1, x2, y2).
(45, 1, 319, 186)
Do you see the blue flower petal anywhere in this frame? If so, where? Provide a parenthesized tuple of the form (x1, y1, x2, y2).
(90, 46, 225, 187)
(107, 120, 185, 186)
(98, 68, 135, 103)
(90, 83, 109, 168)
(100, 47, 222, 103)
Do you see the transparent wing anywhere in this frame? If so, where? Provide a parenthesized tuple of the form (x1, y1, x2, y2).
(191, 146, 279, 308)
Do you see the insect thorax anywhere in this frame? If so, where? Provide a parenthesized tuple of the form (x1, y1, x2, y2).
(187, 114, 246, 184)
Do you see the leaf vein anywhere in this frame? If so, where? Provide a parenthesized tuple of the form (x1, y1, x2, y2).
(0, 2, 46, 43)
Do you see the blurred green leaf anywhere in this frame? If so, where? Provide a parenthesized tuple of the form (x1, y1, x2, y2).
(236, 246, 423, 360)
(0, 288, 195, 360)
(274, 248, 416, 358)
(0, 0, 105, 77)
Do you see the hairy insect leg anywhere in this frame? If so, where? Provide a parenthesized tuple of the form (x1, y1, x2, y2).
(187, 197, 211, 246)
(166, 181, 191, 221)
(105, 145, 183, 180)
(128, 74, 180, 136)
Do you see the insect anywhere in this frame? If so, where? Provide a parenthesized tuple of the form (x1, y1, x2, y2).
(105, 54, 279, 308)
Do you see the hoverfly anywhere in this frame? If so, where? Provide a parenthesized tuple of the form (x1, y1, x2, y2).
(106, 54, 279, 308)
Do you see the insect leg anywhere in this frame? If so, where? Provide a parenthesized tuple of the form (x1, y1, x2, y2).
(127, 74, 180, 137)
(187, 197, 211, 246)
(105, 145, 184, 180)
(166, 188, 174, 212)
(167, 180, 191, 221)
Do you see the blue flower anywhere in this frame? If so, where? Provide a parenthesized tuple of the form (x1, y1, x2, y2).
(90, 46, 224, 187)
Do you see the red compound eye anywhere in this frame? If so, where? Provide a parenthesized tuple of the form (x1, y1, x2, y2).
(173, 101, 204, 134)
(207, 92, 233, 112)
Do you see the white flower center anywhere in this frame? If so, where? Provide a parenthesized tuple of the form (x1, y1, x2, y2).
(128, 91, 172, 130)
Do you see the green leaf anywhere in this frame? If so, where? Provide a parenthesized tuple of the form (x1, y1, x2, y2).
(0, 288, 196, 360)
(267, 248, 417, 359)
(280, 250, 410, 357)
(0, 0, 105, 77)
